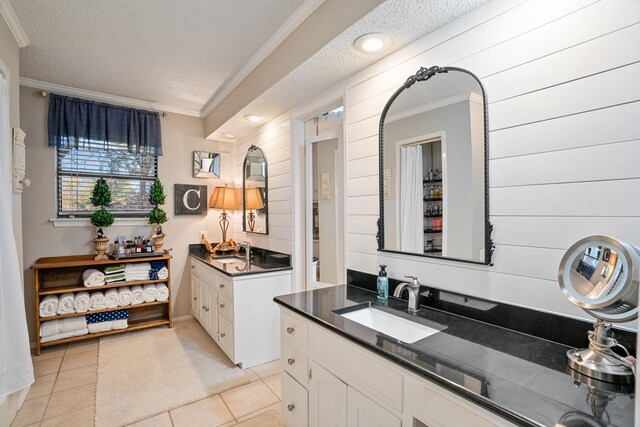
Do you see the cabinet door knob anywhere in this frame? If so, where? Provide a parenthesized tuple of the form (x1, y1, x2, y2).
(193, 297, 197, 301)
(286, 327, 294, 334)
(191, 265, 195, 269)
(220, 303, 225, 308)
(287, 403, 295, 412)
(219, 284, 225, 288)
(202, 305, 205, 309)
(287, 358, 295, 365)
(220, 332, 226, 338)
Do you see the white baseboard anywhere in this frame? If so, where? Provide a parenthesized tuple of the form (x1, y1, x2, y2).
(0, 386, 30, 426)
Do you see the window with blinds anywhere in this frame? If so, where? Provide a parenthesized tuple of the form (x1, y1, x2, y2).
(57, 142, 157, 218)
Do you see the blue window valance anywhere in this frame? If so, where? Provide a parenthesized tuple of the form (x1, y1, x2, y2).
(48, 94, 163, 156)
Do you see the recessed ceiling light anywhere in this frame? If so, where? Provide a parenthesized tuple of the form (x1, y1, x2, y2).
(222, 132, 237, 139)
(244, 114, 264, 123)
(353, 33, 391, 54)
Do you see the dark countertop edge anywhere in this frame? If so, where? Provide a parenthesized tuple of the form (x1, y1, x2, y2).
(189, 254, 292, 277)
(274, 296, 542, 427)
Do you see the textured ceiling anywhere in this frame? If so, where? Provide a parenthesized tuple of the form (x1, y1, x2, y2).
(10, 0, 306, 112)
(212, 0, 487, 139)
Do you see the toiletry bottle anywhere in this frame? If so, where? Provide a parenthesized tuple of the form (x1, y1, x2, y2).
(377, 265, 389, 302)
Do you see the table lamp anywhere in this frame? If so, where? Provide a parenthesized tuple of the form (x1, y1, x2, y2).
(209, 184, 239, 251)
(245, 187, 264, 232)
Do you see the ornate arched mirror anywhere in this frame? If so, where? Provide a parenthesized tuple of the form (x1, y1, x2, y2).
(378, 66, 493, 265)
(242, 145, 268, 234)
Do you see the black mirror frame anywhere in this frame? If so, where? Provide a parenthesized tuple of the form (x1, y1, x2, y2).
(242, 144, 269, 235)
(377, 66, 494, 266)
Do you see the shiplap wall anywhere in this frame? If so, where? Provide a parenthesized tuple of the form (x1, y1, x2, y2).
(231, 118, 293, 254)
(345, 0, 640, 323)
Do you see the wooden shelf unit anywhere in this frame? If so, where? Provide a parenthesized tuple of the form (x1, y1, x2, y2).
(32, 254, 173, 355)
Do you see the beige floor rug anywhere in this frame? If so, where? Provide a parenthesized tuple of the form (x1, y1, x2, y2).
(95, 319, 250, 427)
(236, 410, 285, 427)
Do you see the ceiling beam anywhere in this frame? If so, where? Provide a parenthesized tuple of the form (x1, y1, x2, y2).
(204, 0, 385, 138)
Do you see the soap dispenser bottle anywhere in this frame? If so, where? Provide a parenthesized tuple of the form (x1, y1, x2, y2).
(377, 264, 389, 302)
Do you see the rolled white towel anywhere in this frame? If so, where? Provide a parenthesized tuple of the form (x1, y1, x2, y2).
(142, 284, 157, 303)
(157, 267, 168, 280)
(130, 285, 144, 305)
(57, 293, 75, 315)
(112, 319, 128, 330)
(156, 283, 169, 302)
(73, 291, 91, 313)
(39, 295, 59, 318)
(104, 288, 119, 309)
(88, 321, 113, 334)
(82, 269, 105, 287)
(90, 292, 105, 310)
(117, 287, 132, 306)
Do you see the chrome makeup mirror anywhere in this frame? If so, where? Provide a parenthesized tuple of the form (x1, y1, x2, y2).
(558, 235, 639, 383)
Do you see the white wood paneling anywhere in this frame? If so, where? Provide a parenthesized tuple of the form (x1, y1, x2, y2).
(344, 0, 640, 324)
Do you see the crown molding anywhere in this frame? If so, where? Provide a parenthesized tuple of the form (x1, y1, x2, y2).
(19, 77, 203, 117)
(386, 92, 481, 123)
(200, 0, 324, 117)
(0, 0, 29, 47)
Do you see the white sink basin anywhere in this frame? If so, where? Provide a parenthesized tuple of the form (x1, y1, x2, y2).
(215, 257, 244, 264)
(339, 306, 442, 343)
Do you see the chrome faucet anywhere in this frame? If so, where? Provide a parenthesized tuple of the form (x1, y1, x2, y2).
(235, 241, 251, 262)
(393, 275, 421, 313)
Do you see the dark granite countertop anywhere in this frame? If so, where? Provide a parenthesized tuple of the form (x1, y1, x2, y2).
(274, 285, 635, 427)
(189, 244, 292, 277)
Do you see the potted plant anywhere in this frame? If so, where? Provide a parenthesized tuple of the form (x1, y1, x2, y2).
(148, 178, 168, 252)
(90, 178, 114, 260)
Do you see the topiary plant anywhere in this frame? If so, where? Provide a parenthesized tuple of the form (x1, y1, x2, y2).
(90, 178, 114, 238)
(148, 179, 167, 235)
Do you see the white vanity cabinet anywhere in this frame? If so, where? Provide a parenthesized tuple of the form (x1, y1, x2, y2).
(279, 307, 515, 427)
(190, 257, 291, 368)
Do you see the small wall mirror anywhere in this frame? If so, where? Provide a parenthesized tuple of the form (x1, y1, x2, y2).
(242, 145, 268, 234)
(193, 151, 221, 178)
(378, 66, 492, 265)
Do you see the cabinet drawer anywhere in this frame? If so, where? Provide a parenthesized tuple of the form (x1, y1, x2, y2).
(281, 310, 308, 350)
(217, 274, 233, 299)
(282, 338, 308, 387)
(218, 315, 235, 361)
(309, 325, 403, 413)
(282, 372, 309, 427)
(218, 294, 234, 322)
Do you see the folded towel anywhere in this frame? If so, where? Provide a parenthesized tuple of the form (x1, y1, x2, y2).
(105, 273, 126, 284)
(125, 262, 151, 273)
(112, 319, 128, 330)
(104, 264, 125, 275)
(104, 289, 119, 309)
(86, 309, 128, 324)
(88, 322, 113, 334)
(157, 267, 168, 280)
(130, 285, 144, 305)
(143, 284, 157, 303)
(40, 317, 88, 337)
(156, 283, 169, 302)
(149, 268, 160, 280)
(117, 287, 132, 306)
(90, 292, 105, 310)
(150, 260, 165, 269)
(57, 293, 75, 315)
(39, 295, 59, 317)
(73, 291, 91, 313)
(82, 269, 105, 287)
(125, 272, 150, 282)
(41, 328, 88, 343)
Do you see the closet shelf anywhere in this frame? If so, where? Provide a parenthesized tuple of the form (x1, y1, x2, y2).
(423, 197, 443, 202)
(424, 229, 443, 234)
(423, 214, 442, 218)
(39, 300, 169, 321)
(32, 254, 170, 270)
(38, 279, 168, 296)
(40, 318, 171, 348)
(423, 179, 442, 184)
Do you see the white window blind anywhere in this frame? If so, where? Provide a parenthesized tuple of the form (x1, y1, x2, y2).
(57, 141, 157, 218)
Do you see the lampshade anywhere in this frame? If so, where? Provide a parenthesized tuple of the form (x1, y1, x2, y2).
(245, 188, 264, 210)
(209, 185, 239, 211)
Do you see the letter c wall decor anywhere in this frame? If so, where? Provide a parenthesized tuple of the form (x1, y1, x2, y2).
(174, 184, 208, 215)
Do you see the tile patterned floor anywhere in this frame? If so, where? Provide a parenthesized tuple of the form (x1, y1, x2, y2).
(13, 341, 283, 427)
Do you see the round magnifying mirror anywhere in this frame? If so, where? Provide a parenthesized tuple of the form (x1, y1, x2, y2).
(558, 235, 639, 384)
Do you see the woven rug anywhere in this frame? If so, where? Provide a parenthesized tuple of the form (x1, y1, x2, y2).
(236, 410, 285, 427)
(95, 319, 250, 426)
